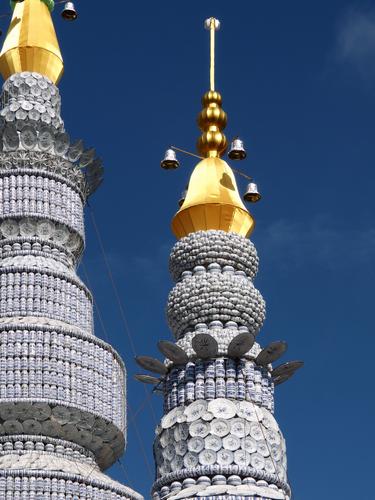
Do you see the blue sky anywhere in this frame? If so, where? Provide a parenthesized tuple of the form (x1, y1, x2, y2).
(36, 0, 375, 497)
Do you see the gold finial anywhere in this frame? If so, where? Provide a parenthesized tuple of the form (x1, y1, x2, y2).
(0, 0, 64, 84)
(197, 18, 227, 158)
(171, 18, 255, 239)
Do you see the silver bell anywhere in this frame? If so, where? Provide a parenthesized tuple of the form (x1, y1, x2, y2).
(178, 189, 187, 207)
(243, 182, 261, 203)
(61, 2, 78, 21)
(161, 149, 179, 170)
(228, 138, 247, 160)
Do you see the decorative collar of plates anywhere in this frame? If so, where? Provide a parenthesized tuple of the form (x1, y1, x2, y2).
(0, 72, 103, 199)
(135, 228, 303, 500)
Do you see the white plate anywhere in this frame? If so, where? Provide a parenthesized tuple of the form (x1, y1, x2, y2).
(256, 440, 270, 457)
(36, 220, 54, 240)
(230, 418, 250, 437)
(20, 125, 37, 150)
(223, 435, 241, 451)
(170, 455, 184, 471)
(265, 428, 280, 446)
(179, 422, 189, 440)
(234, 449, 251, 466)
(163, 444, 176, 461)
(173, 425, 182, 442)
(249, 423, 264, 441)
(198, 449, 217, 466)
(260, 408, 279, 431)
(54, 132, 70, 156)
(21, 101, 33, 111)
(161, 408, 179, 429)
(250, 452, 265, 470)
(38, 126, 54, 151)
(66, 233, 81, 252)
(183, 451, 199, 468)
(241, 436, 257, 453)
(204, 435, 222, 452)
(184, 400, 207, 422)
(210, 418, 230, 437)
(3, 124, 19, 150)
(19, 218, 36, 237)
(189, 420, 209, 438)
(237, 401, 263, 422)
(29, 109, 40, 121)
(175, 440, 188, 456)
(187, 436, 205, 453)
(271, 444, 282, 462)
(1, 220, 19, 238)
(159, 430, 170, 448)
(264, 458, 276, 474)
(217, 449, 234, 465)
(67, 139, 84, 163)
(208, 398, 236, 419)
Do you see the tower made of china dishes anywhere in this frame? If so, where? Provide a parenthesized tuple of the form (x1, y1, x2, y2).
(136, 18, 303, 500)
(0, 1, 142, 498)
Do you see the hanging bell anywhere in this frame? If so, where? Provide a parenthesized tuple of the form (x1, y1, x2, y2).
(61, 2, 78, 21)
(243, 182, 261, 203)
(228, 138, 247, 160)
(178, 188, 188, 207)
(160, 149, 179, 170)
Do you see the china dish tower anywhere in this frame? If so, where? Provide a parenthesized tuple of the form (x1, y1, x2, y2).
(136, 18, 303, 500)
(0, 1, 141, 498)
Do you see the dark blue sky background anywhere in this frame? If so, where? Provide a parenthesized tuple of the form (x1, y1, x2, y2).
(38, 0, 375, 497)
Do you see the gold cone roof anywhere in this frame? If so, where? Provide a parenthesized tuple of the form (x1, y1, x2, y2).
(0, 0, 64, 84)
(172, 156, 254, 238)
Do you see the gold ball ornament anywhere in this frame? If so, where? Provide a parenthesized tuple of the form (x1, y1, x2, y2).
(197, 91, 228, 157)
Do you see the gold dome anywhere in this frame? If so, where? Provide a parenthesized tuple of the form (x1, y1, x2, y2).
(172, 156, 254, 238)
(0, 0, 64, 84)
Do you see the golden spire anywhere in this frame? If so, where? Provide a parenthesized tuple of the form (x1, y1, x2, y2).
(197, 18, 227, 159)
(171, 18, 254, 239)
(0, 0, 64, 84)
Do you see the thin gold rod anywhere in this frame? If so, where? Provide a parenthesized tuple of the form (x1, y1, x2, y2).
(210, 17, 215, 91)
(171, 145, 253, 181)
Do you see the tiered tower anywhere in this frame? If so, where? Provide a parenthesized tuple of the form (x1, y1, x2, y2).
(137, 18, 302, 500)
(0, 1, 142, 498)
